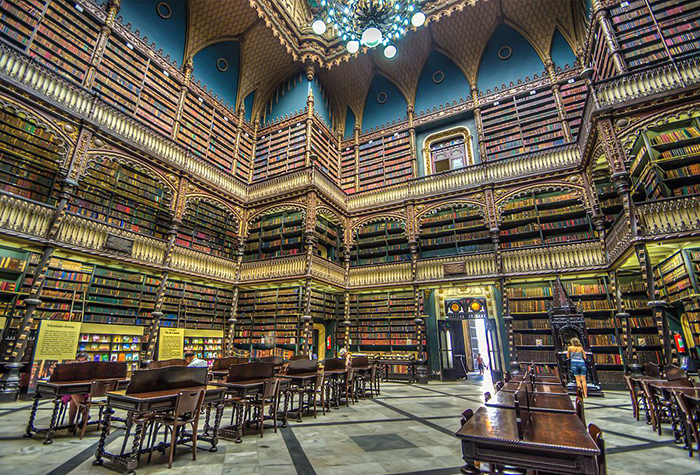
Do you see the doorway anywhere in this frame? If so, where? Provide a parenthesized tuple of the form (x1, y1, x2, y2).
(438, 317, 503, 382)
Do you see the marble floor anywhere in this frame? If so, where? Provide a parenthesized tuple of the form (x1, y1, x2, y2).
(0, 376, 698, 475)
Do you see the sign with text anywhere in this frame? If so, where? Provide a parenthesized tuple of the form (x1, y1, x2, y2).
(445, 297, 488, 320)
(443, 262, 467, 276)
(34, 320, 82, 361)
(158, 327, 184, 360)
(105, 234, 134, 254)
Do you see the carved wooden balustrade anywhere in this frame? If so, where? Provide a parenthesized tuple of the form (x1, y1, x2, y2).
(415, 253, 497, 282)
(595, 56, 700, 108)
(348, 262, 412, 287)
(637, 196, 700, 238)
(309, 256, 345, 286)
(239, 255, 307, 282)
(56, 214, 167, 264)
(0, 45, 247, 201)
(502, 242, 606, 275)
(0, 194, 53, 239)
(170, 247, 237, 281)
(605, 212, 634, 264)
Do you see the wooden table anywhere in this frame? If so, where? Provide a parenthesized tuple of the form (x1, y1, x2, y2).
(93, 385, 225, 475)
(26, 379, 129, 444)
(501, 381, 569, 395)
(486, 390, 575, 414)
(509, 375, 562, 385)
(324, 369, 347, 409)
(456, 406, 599, 474)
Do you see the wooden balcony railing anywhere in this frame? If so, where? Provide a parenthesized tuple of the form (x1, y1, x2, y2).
(348, 262, 412, 287)
(170, 246, 237, 281)
(502, 241, 606, 275)
(239, 255, 307, 282)
(416, 253, 497, 282)
(0, 194, 53, 239)
(637, 196, 700, 238)
(604, 212, 633, 264)
(309, 255, 345, 286)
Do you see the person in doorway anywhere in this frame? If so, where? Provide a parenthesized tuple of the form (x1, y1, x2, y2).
(567, 337, 588, 398)
(184, 351, 208, 367)
(63, 352, 90, 427)
(476, 354, 485, 375)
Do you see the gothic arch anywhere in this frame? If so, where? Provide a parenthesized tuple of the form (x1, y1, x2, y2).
(182, 194, 242, 227)
(496, 183, 589, 224)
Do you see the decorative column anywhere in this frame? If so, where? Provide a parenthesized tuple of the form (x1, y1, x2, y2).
(545, 57, 573, 142)
(301, 278, 313, 356)
(342, 240, 352, 351)
(248, 117, 260, 183)
(225, 235, 246, 356)
(231, 104, 245, 176)
(83, 0, 120, 89)
(172, 58, 194, 140)
(304, 65, 315, 168)
(608, 270, 628, 371)
(407, 105, 418, 177)
(636, 244, 671, 367)
(353, 125, 361, 191)
(591, 0, 628, 75)
(471, 85, 487, 161)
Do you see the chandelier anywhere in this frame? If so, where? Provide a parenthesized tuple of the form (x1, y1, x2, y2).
(311, 0, 426, 58)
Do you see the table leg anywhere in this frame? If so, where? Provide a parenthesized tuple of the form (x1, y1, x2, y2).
(124, 419, 143, 475)
(460, 461, 481, 474)
(235, 402, 244, 443)
(93, 406, 113, 466)
(209, 402, 223, 452)
(24, 391, 41, 438)
(43, 399, 61, 445)
(282, 390, 289, 428)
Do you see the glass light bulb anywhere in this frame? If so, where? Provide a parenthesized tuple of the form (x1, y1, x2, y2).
(384, 45, 397, 59)
(411, 11, 426, 27)
(347, 40, 360, 54)
(312, 19, 327, 35)
(362, 27, 382, 47)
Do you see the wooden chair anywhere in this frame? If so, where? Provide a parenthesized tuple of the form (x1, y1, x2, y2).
(460, 408, 473, 426)
(153, 387, 206, 469)
(495, 380, 504, 392)
(246, 379, 279, 438)
(673, 391, 697, 458)
(647, 382, 674, 435)
(576, 396, 586, 425)
(484, 391, 492, 402)
(588, 424, 607, 475)
(312, 371, 327, 418)
(339, 368, 357, 406)
(678, 392, 700, 460)
(623, 375, 646, 421)
(77, 379, 118, 439)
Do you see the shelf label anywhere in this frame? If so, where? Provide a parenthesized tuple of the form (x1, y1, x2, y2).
(105, 234, 134, 255)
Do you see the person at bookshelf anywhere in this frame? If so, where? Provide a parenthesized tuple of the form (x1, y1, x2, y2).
(567, 337, 588, 398)
(63, 352, 90, 427)
(184, 351, 208, 367)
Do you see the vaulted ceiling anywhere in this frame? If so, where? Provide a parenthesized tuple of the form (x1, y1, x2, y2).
(161, 0, 587, 128)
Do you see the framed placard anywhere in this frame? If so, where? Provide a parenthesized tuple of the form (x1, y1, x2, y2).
(158, 328, 184, 360)
(443, 262, 466, 276)
(445, 297, 488, 320)
(105, 234, 134, 254)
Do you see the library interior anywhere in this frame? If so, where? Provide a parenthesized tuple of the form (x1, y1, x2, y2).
(0, 0, 699, 474)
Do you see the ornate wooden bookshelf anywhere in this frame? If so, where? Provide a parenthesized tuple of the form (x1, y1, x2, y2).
(93, 33, 148, 114)
(352, 219, 410, 267)
(176, 199, 239, 260)
(418, 204, 491, 258)
(161, 277, 231, 330)
(253, 120, 306, 181)
(340, 142, 356, 193)
(178, 92, 214, 160)
(0, 247, 32, 357)
(629, 118, 700, 202)
(236, 286, 301, 354)
(560, 78, 587, 139)
(341, 290, 423, 356)
(69, 160, 173, 239)
(0, 105, 63, 204)
(617, 272, 661, 366)
(500, 190, 594, 250)
(183, 335, 223, 360)
(315, 214, 342, 263)
(27, 0, 98, 83)
(236, 125, 254, 182)
(481, 87, 565, 161)
(209, 107, 238, 172)
(0, 0, 46, 50)
(135, 60, 180, 137)
(590, 21, 617, 81)
(309, 288, 339, 321)
(592, 165, 623, 230)
(244, 210, 305, 261)
(310, 118, 339, 180)
(357, 131, 412, 192)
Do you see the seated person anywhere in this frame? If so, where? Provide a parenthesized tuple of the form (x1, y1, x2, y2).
(62, 352, 90, 426)
(184, 351, 208, 368)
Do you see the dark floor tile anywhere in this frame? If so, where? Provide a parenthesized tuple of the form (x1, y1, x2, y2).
(350, 433, 418, 452)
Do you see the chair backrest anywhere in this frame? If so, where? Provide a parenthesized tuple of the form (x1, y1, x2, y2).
(514, 389, 530, 440)
(495, 380, 504, 392)
(149, 358, 187, 369)
(50, 361, 128, 382)
(211, 357, 248, 371)
(588, 423, 606, 475)
(290, 354, 308, 361)
(644, 362, 660, 377)
(226, 362, 275, 382)
(127, 366, 208, 394)
(258, 356, 285, 366)
(351, 355, 369, 368)
(576, 396, 586, 425)
(323, 358, 346, 372)
(484, 391, 492, 402)
(665, 365, 688, 382)
(89, 379, 119, 398)
(460, 408, 473, 426)
(175, 387, 205, 419)
(315, 371, 325, 391)
(287, 358, 318, 375)
(261, 378, 278, 401)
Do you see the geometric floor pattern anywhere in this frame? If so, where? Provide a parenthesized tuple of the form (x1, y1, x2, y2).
(0, 375, 698, 475)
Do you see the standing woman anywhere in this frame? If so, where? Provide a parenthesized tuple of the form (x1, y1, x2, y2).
(567, 337, 588, 398)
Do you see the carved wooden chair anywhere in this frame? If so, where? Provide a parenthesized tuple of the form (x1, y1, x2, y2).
(77, 379, 118, 439)
(576, 396, 586, 425)
(246, 379, 279, 438)
(484, 391, 492, 402)
(624, 375, 646, 421)
(152, 388, 206, 468)
(588, 424, 607, 475)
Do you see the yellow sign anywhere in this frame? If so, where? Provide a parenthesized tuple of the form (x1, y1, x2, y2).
(34, 320, 81, 361)
(158, 328, 184, 360)
(0, 316, 6, 332)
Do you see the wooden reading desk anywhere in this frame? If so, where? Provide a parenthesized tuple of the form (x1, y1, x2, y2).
(456, 406, 599, 474)
(486, 390, 575, 413)
(508, 374, 563, 385)
(501, 381, 569, 395)
(26, 361, 129, 444)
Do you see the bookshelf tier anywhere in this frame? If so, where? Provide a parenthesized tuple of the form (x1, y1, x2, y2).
(176, 199, 239, 260)
(253, 121, 306, 182)
(340, 143, 356, 193)
(357, 131, 412, 192)
(315, 214, 342, 263)
(418, 204, 491, 258)
(235, 286, 302, 349)
(352, 219, 410, 267)
(161, 278, 232, 330)
(244, 210, 305, 261)
(499, 190, 595, 250)
(69, 160, 174, 240)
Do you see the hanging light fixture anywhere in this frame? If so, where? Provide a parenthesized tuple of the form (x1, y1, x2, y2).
(310, 1, 426, 58)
